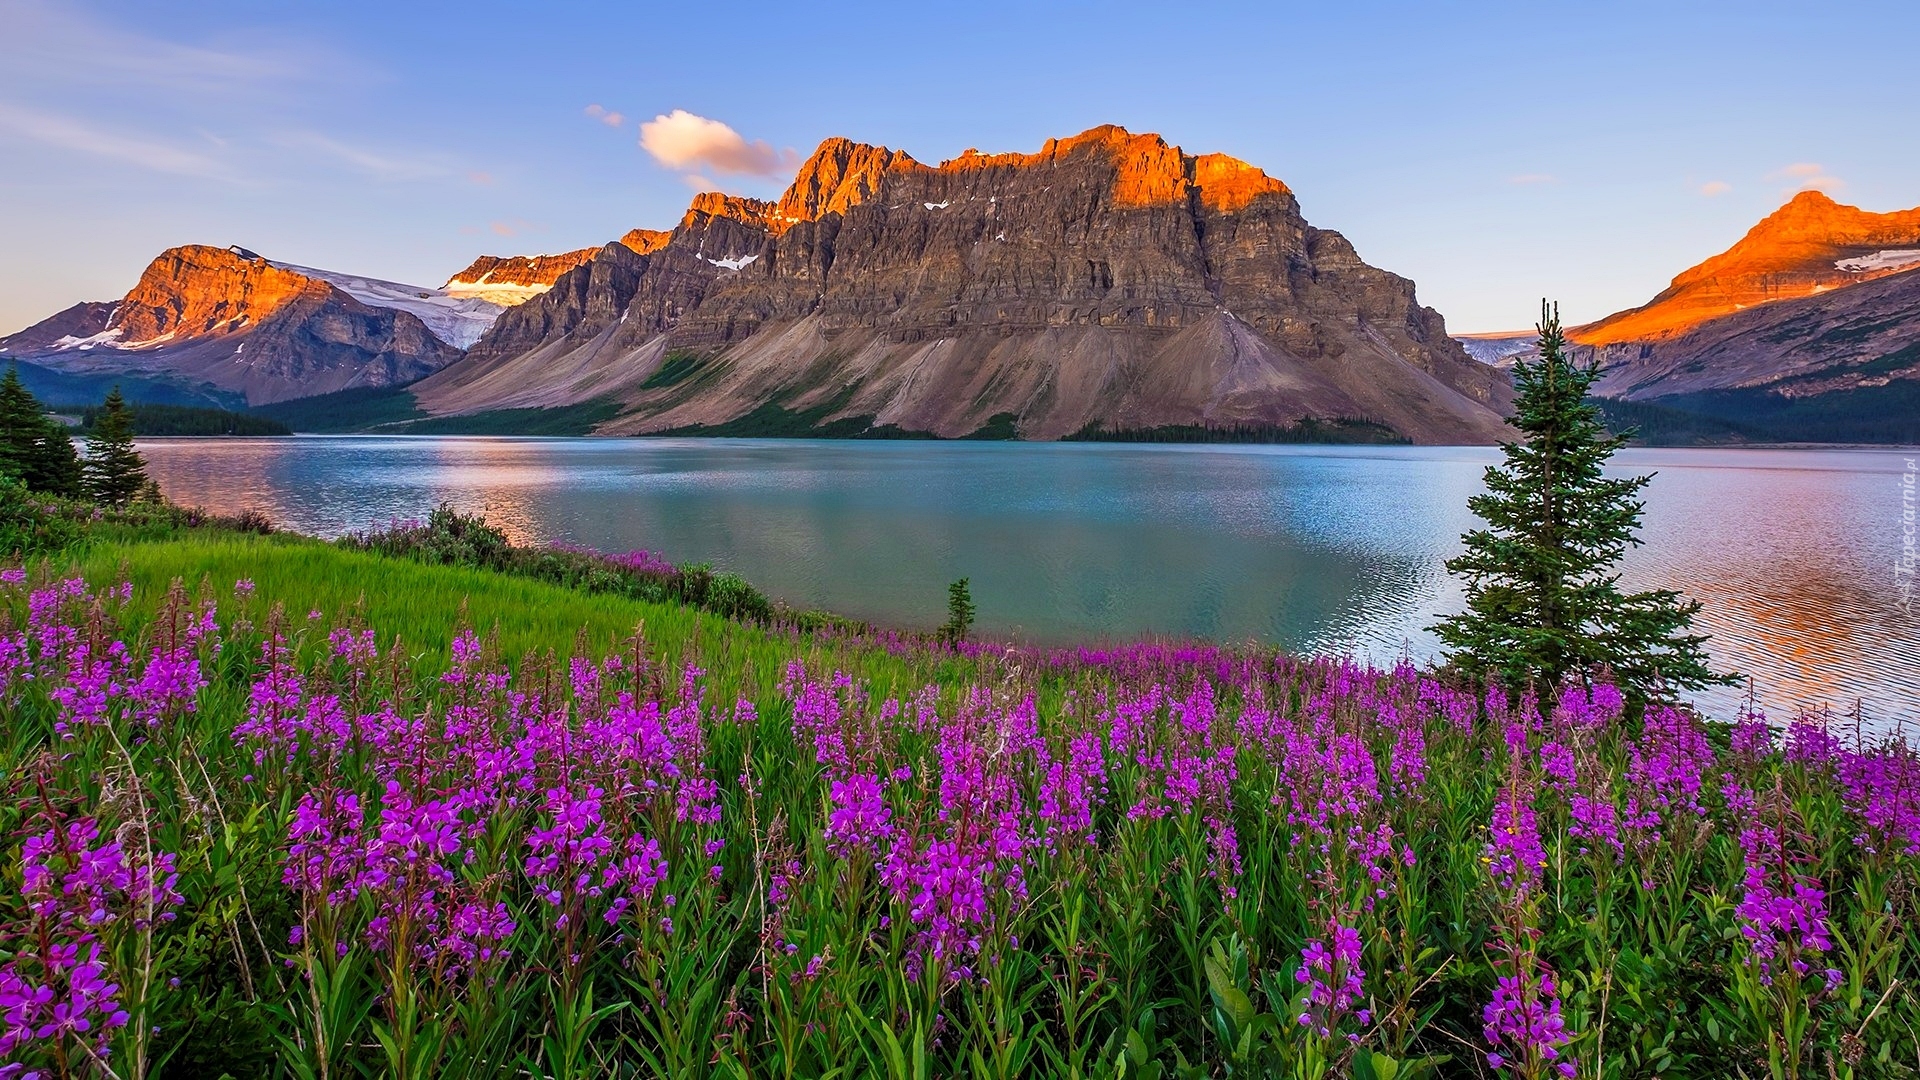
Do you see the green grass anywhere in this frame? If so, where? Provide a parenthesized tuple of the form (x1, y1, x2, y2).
(56, 529, 968, 704)
(961, 411, 1022, 440)
(640, 350, 707, 389)
(651, 397, 935, 439)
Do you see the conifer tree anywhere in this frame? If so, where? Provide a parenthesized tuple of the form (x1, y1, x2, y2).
(82, 386, 149, 506)
(1435, 302, 1727, 697)
(0, 363, 83, 497)
(942, 577, 976, 644)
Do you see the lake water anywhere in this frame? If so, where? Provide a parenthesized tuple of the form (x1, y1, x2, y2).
(133, 436, 1920, 729)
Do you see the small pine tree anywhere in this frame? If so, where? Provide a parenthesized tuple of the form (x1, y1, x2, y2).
(0, 363, 83, 497)
(1435, 301, 1728, 697)
(83, 386, 149, 506)
(942, 577, 976, 644)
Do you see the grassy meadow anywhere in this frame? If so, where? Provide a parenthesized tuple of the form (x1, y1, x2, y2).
(2, 500, 1916, 1080)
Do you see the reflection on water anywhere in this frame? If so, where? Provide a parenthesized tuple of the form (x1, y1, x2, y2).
(138, 436, 1919, 729)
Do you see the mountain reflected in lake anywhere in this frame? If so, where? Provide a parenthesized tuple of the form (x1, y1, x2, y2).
(137, 436, 1919, 729)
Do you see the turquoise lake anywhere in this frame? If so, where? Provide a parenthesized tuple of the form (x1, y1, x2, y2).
(134, 436, 1920, 729)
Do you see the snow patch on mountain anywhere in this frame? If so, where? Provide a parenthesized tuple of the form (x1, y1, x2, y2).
(1454, 333, 1537, 367)
(1835, 249, 1920, 274)
(444, 280, 555, 307)
(270, 261, 504, 349)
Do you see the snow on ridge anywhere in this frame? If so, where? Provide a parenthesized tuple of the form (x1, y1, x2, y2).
(52, 327, 125, 351)
(444, 280, 555, 307)
(924, 201, 950, 210)
(705, 253, 758, 271)
(1454, 333, 1537, 367)
(269, 260, 505, 349)
(1835, 249, 1920, 274)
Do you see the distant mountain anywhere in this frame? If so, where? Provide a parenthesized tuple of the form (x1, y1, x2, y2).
(1455, 332, 1537, 367)
(443, 230, 672, 307)
(1568, 192, 1920, 444)
(412, 126, 1512, 443)
(0, 246, 471, 405)
(1577, 190, 1920, 345)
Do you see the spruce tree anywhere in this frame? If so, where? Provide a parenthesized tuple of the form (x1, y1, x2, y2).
(1434, 302, 1727, 697)
(82, 386, 149, 506)
(942, 577, 976, 644)
(0, 365, 28, 480)
(0, 363, 83, 497)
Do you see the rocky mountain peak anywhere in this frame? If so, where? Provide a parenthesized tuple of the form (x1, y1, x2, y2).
(774, 137, 922, 227)
(418, 123, 1510, 443)
(683, 192, 775, 228)
(116, 245, 328, 344)
(1578, 191, 1920, 344)
(1, 243, 468, 405)
(618, 228, 673, 255)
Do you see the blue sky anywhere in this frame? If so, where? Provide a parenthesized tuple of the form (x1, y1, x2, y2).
(3, 0, 1917, 335)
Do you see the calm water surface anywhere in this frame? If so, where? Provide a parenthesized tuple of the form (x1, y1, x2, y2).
(135, 436, 1920, 728)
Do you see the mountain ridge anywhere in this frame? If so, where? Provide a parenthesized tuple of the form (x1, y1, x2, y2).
(413, 124, 1512, 443)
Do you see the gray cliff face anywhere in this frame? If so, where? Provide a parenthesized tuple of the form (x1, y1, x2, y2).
(415, 126, 1513, 442)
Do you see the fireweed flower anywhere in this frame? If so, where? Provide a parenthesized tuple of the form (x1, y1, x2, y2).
(1488, 785, 1547, 899)
(825, 773, 895, 859)
(1735, 822, 1838, 989)
(1295, 921, 1368, 1040)
(1483, 970, 1575, 1076)
(3, 810, 183, 1068)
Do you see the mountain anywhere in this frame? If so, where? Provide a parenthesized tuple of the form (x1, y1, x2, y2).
(0, 245, 473, 405)
(443, 230, 673, 307)
(1577, 191, 1920, 345)
(1455, 332, 1537, 367)
(1567, 192, 1920, 443)
(413, 126, 1512, 443)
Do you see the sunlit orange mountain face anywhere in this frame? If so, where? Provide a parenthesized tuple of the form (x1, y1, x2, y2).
(1540, 191, 1920, 442)
(1575, 190, 1920, 345)
(1, 126, 1513, 443)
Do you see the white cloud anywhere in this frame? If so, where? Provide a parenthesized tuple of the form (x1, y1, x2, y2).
(1700, 180, 1732, 196)
(1771, 162, 1844, 193)
(1508, 173, 1558, 185)
(0, 101, 228, 177)
(584, 104, 625, 128)
(639, 109, 796, 178)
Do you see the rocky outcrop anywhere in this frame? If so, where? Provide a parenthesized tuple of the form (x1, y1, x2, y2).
(1577, 190, 1920, 345)
(444, 230, 674, 306)
(416, 125, 1512, 443)
(0, 245, 464, 405)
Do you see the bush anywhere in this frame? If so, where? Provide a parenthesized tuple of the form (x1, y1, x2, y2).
(340, 505, 777, 626)
(0, 476, 86, 559)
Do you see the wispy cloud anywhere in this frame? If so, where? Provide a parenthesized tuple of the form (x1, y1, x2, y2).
(273, 131, 454, 182)
(639, 109, 797, 185)
(0, 0, 324, 96)
(583, 103, 625, 128)
(1700, 180, 1732, 196)
(1508, 173, 1558, 185)
(1771, 162, 1844, 193)
(0, 101, 229, 177)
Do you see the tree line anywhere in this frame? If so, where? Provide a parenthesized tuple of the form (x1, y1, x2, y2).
(1, 364, 150, 506)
